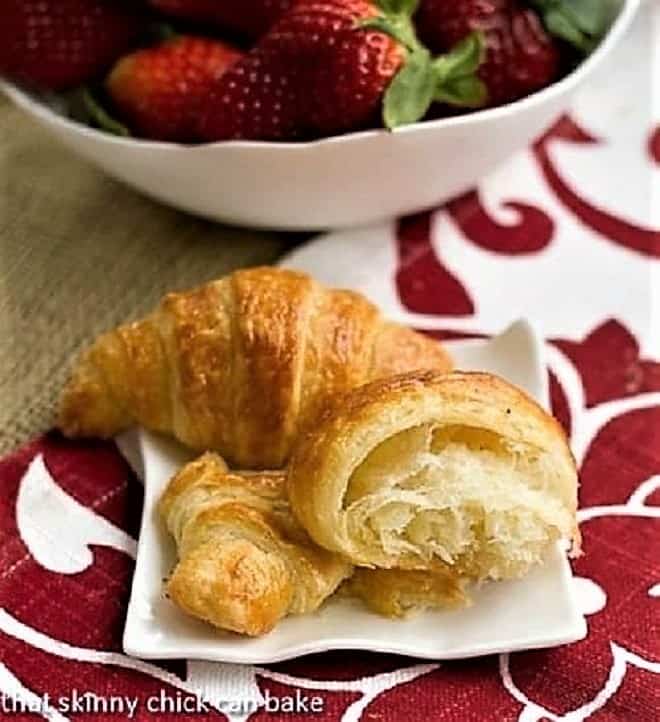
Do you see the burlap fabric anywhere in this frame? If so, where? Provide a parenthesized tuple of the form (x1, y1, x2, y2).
(0, 95, 289, 454)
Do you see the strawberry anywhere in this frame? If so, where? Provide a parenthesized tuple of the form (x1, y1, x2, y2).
(0, 0, 145, 91)
(416, 0, 561, 106)
(148, 0, 293, 40)
(107, 36, 243, 142)
(198, 0, 487, 142)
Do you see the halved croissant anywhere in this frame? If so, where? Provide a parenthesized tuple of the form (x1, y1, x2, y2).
(288, 371, 580, 581)
(59, 267, 452, 468)
(159, 453, 352, 636)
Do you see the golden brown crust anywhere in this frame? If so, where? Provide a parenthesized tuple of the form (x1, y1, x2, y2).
(160, 453, 352, 636)
(287, 371, 579, 572)
(348, 568, 469, 618)
(159, 282, 233, 449)
(371, 324, 453, 379)
(229, 268, 315, 466)
(58, 267, 452, 468)
(167, 538, 293, 637)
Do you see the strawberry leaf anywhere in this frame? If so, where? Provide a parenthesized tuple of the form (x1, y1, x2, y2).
(366, 3, 486, 125)
(81, 88, 130, 137)
(529, 0, 613, 54)
(435, 76, 487, 108)
(559, 0, 612, 36)
(377, 0, 420, 16)
(384, 50, 436, 129)
(432, 32, 488, 108)
(543, 8, 595, 53)
(433, 32, 485, 82)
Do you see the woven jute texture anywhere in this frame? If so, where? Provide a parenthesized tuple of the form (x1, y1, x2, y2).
(0, 95, 290, 454)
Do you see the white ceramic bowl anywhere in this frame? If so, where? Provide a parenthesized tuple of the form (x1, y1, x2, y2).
(1, 0, 637, 231)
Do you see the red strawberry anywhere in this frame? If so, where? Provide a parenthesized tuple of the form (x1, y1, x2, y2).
(417, 0, 561, 106)
(149, 0, 293, 40)
(198, 0, 487, 142)
(0, 0, 145, 91)
(107, 36, 243, 142)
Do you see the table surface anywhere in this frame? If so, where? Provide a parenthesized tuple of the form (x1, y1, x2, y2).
(0, 96, 292, 455)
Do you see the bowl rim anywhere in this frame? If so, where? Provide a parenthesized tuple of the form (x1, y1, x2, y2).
(0, 0, 640, 153)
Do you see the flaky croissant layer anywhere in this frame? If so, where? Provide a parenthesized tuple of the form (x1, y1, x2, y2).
(59, 266, 452, 468)
(288, 371, 580, 581)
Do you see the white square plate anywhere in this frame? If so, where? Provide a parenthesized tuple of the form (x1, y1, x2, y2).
(120, 319, 586, 664)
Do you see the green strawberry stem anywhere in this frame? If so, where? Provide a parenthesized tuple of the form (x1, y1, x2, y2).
(361, 1, 487, 129)
(529, 0, 613, 55)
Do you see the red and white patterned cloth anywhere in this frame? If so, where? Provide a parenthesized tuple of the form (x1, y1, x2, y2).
(1, 3, 659, 721)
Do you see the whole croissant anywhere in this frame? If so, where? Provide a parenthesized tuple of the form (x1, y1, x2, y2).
(159, 453, 352, 636)
(59, 267, 452, 468)
(288, 371, 580, 581)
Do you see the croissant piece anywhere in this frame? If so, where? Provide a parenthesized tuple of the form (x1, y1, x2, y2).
(348, 568, 469, 618)
(159, 453, 352, 636)
(59, 267, 452, 468)
(288, 371, 580, 581)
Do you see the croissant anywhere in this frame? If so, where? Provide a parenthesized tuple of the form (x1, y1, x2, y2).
(159, 453, 352, 636)
(288, 371, 580, 581)
(348, 568, 469, 618)
(58, 267, 452, 468)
